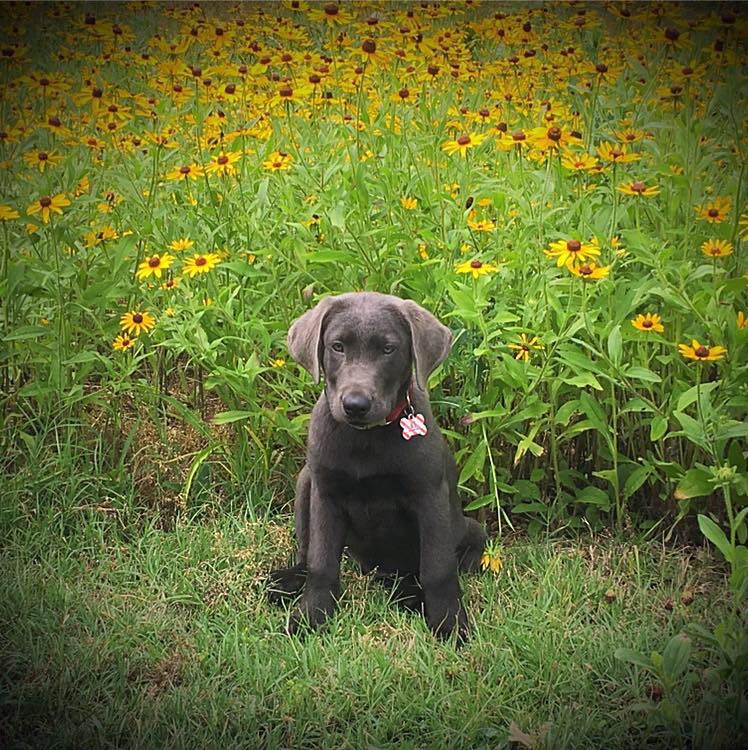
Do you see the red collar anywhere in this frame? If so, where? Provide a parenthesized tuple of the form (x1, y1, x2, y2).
(385, 384, 413, 424)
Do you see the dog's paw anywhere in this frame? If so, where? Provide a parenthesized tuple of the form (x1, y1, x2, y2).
(266, 566, 307, 605)
(428, 605, 470, 645)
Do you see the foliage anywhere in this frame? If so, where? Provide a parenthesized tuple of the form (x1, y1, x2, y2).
(0, 3, 746, 541)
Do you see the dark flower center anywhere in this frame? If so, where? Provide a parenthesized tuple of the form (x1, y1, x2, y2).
(195, 256, 207, 267)
(225, 84, 235, 94)
(611, 148, 623, 158)
(631, 181, 646, 193)
(642, 319, 653, 328)
(579, 265, 593, 275)
(40, 196, 52, 207)
(709, 245, 721, 255)
(362, 39, 376, 54)
(324, 3, 338, 15)
(596, 63, 608, 74)
(279, 85, 293, 97)
(148, 256, 160, 267)
(217, 155, 229, 165)
(708, 208, 719, 217)
(39, 152, 48, 161)
(512, 130, 526, 141)
(48, 116, 61, 127)
(398, 88, 409, 99)
(547, 126, 561, 141)
(567, 240, 582, 252)
(695, 346, 709, 358)
(664, 27, 680, 41)
(470, 260, 482, 269)
(132, 313, 143, 324)
(179, 166, 190, 174)
(457, 134, 471, 146)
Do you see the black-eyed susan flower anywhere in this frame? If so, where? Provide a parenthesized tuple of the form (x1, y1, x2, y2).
(204, 150, 241, 177)
(561, 152, 598, 171)
(467, 213, 496, 232)
(618, 180, 660, 197)
(455, 258, 498, 279)
(262, 150, 293, 171)
(442, 132, 488, 157)
(26, 193, 71, 223)
(169, 238, 194, 251)
(631, 313, 664, 333)
(480, 550, 502, 573)
(165, 163, 204, 181)
(0, 205, 19, 220)
(23, 149, 63, 172)
(112, 333, 135, 352)
(307, 2, 354, 25)
(508, 333, 544, 361)
(701, 239, 733, 258)
(739, 212, 748, 239)
(528, 125, 580, 151)
(678, 340, 727, 362)
(697, 196, 731, 223)
(544, 238, 600, 268)
(183, 252, 221, 277)
(597, 142, 641, 164)
(84, 226, 119, 248)
(568, 262, 610, 280)
(136, 252, 175, 280)
(120, 310, 156, 336)
(161, 277, 180, 291)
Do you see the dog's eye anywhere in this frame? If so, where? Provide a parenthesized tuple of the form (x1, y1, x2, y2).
(383, 344, 396, 355)
(331, 342, 344, 353)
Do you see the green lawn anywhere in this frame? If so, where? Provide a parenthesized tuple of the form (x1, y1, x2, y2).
(0, 505, 741, 749)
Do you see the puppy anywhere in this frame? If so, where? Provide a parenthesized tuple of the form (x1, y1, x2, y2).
(268, 292, 486, 640)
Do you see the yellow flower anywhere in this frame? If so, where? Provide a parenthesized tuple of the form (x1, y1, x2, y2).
(561, 152, 599, 171)
(136, 252, 175, 280)
(631, 313, 664, 333)
(119, 310, 156, 336)
(467, 213, 496, 232)
(23, 149, 64, 172)
(528, 125, 580, 151)
(736, 311, 748, 330)
(417, 243, 429, 260)
(183, 252, 221, 277)
(508, 334, 544, 361)
(401, 196, 418, 210)
(442, 132, 488, 157)
(166, 163, 204, 181)
(697, 196, 731, 223)
(480, 551, 502, 574)
(739, 212, 748, 239)
(455, 259, 498, 279)
(84, 226, 118, 248)
(597, 142, 641, 164)
(26, 193, 71, 224)
(0, 205, 20, 220)
(271, 358, 286, 368)
(568, 262, 610, 280)
(701, 239, 733, 258)
(678, 340, 727, 362)
(161, 277, 180, 291)
(112, 333, 135, 352)
(544, 238, 600, 268)
(169, 238, 194, 251)
(617, 180, 660, 197)
(262, 150, 293, 171)
(205, 150, 242, 177)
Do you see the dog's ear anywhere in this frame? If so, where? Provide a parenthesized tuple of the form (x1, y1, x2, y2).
(400, 300, 453, 390)
(287, 296, 337, 383)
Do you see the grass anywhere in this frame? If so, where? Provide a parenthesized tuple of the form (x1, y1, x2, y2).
(0, 502, 741, 749)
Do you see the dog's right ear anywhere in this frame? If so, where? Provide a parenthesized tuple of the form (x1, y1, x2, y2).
(287, 297, 336, 383)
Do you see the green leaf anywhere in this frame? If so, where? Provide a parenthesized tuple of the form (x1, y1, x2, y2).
(624, 366, 662, 383)
(607, 324, 622, 365)
(614, 648, 653, 671)
(650, 415, 668, 441)
(458, 441, 486, 484)
(663, 634, 692, 680)
(579, 391, 612, 448)
(212, 410, 255, 425)
(676, 381, 719, 412)
(674, 469, 714, 500)
(624, 465, 652, 499)
(463, 494, 493, 512)
(563, 372, 603, 390)
(576, 486, 611, 507)
(697, 514, 734, 563)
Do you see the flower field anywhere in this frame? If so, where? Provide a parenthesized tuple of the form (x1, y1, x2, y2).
(2, 1, 745, 540)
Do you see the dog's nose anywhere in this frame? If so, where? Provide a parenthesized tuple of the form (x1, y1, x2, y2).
(342, 392, 371, 418)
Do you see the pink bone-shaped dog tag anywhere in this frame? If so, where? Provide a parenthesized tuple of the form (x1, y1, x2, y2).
(400, 413, 428, 440)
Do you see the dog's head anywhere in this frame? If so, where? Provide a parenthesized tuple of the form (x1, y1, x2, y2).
(288, 292, 452, 427)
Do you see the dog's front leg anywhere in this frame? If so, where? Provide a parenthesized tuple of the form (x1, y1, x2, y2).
(289, 483, 346, 634)
(417, 484, 468, 642)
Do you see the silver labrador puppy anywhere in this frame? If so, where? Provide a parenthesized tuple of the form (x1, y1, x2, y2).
(268, 292, 486, 640)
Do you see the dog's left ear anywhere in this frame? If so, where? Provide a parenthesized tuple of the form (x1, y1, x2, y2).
(287, 296, 337, 383)
(399, 300, 453, 390)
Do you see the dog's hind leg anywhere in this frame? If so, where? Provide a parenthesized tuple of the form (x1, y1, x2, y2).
(266, 466, 312, 604)
(457, 518, 487, 573)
